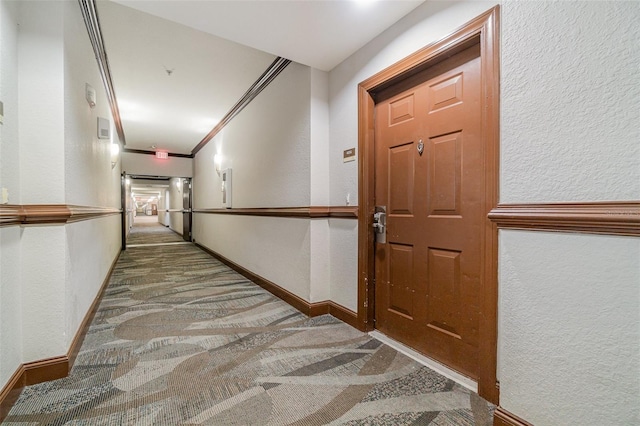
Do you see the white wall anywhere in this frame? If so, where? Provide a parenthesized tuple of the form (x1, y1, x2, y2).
(328, 1, 639, 423)
(18, 0, 65, 204)
(62, 1, 122, 345)
(1, 0, 122, 389)
(329, 1, 640, 425)
(499, 231, 639, 425)
(193, 62, 316, 301)
(168, 177, 183, 235)
(501, 1, 640, 203)
(122, 151, 193, 178)
(157, 188, 167, 227)
(496, 2, 640, 424)
(0, 0, 22, 388)
(193, 215, 312, 301)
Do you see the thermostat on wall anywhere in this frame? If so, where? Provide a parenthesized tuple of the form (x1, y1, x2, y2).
(97, 117, 110, 139)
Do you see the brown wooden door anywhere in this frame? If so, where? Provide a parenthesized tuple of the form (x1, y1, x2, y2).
(374, 44, 483, 379)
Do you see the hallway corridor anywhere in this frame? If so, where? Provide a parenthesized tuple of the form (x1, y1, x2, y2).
(4, 223, 493, 425)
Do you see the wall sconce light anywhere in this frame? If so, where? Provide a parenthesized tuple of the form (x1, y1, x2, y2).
(214, 153, 222, 176)
(86, 83, 96, 108)
(111, 143, 120, 169)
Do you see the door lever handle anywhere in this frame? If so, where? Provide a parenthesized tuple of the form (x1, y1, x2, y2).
(373, 207, 386, 244)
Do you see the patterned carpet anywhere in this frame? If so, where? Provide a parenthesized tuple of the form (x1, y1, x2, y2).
(4, 223, 494, 425)
(126, 217, 185, 245)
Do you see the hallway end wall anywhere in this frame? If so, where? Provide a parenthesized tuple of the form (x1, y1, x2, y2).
(122, 152, 193, 178)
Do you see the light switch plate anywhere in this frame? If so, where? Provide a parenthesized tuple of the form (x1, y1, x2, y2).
(0, 101, 4, 125)
(1, 187, 9, 204)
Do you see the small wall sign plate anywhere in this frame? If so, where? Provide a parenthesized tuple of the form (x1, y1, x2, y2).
(343, 148, 356, 163)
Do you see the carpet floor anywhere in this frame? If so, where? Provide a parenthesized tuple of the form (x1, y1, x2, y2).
(126, 217, 185, 246)
(3, 223, 494, 425)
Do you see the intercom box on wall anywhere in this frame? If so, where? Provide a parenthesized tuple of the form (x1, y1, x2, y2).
(222, 168, 232, 208)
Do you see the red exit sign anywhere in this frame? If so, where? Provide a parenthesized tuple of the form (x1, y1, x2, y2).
(156, 151, 168, 160)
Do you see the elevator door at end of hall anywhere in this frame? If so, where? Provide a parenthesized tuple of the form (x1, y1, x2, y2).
(374, 44, 483, 379)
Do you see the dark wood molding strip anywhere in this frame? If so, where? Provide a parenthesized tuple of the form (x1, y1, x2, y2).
(193, 206, 358, 219)
(493, 406, 534, 426)
(66, 205, 122, 223)
(0, 205, 25, 227)
(195, 243, 359, 329)
(122, 148, 194, 159)
(489, 202, 640, 236)
(0, 204, 121, 227)
(0, 251, 119, 421)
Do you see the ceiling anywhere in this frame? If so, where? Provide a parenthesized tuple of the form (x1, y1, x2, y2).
(97, 0, 425, 155)
(130, 179, 169, 206)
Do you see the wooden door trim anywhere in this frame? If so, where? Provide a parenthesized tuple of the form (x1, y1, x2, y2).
(357, 6, 500, 404)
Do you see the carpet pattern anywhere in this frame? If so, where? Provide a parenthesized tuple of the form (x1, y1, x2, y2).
(4, 223, 494, 425)
(126, 218, 185, 245)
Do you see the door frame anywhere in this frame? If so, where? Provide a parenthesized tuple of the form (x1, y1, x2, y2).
(356, 6, 500, 404)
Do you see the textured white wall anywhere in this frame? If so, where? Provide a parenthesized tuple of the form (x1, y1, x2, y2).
(328, 4, 640, 423)
(0, 1, 122, 391)
(122, 152, 193, 178)
(63, 1, 121, 208)
(18, 1, 65, 204)
(497, 1, 640, 423)
(309, 219, 330, 303)
(499, 230, 640, 425)
(213, 62, 311, 208)
(0, 227, 21, 387)
(328, 218, 358, 312)
(20, 227, 67, 361)
(501, 1, 640, 203)
(193, 214, 312, 301)
(193, 62, 314, 301)
(65, 216, 121, 347)
(61, 2, 122, 347)
(0, 0, 19, 202)
(327, 0, 498, 311)
(310, 68, 330, 206)
(0, 0, 22, 388)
